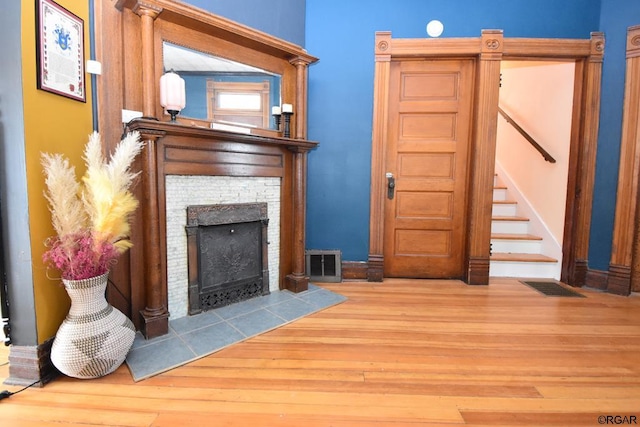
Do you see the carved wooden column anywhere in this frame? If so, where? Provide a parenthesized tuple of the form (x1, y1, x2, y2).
(132, 2, 161, 116)
(367, 32, 392, 282)
(570, 32, 605, 287)
(127, 1, 167, 338)
(285, 147, 310, 292)
(283, 58, 314, 293)
(608, 26, 640, 295)
(467, 30, 503, 286)
(291, 58, 311, 139)
(139, 131, 169, 338)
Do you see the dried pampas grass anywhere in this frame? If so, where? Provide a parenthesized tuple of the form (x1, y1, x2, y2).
(42, 131, 144, 280)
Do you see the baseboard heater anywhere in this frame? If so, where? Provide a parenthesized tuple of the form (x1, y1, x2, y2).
(305, 250, 342, 283)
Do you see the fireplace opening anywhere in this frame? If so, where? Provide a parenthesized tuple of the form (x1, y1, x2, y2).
(185, 202, 270, 315)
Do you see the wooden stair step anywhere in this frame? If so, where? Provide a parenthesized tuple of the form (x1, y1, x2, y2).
(491, 233, 542, 241)
(492, 216, 529, 221)
(491, 252, 558, 263)
(492, 200, 517, 205)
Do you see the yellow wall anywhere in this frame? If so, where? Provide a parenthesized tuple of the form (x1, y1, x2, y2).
(22, 0, 94, 343)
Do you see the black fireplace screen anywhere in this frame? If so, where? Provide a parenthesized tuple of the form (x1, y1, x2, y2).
(186, 203, 269, 314)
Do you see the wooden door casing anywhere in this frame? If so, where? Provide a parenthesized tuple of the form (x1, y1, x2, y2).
(384, 59, 474, 278)
(368, 31, 604, 287)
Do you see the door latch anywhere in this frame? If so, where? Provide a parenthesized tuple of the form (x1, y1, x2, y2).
(386, 172, 395, 199)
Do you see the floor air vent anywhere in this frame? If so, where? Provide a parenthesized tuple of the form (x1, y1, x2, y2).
(305, 250, 342, 282)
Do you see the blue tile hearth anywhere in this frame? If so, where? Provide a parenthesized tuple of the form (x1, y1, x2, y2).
(125, 284, 346, 381)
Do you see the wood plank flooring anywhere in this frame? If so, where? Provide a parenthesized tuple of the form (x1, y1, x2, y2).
(1, 278, 640, 426)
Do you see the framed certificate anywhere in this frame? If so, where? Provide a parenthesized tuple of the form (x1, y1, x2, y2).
(36, 0, 86, 102)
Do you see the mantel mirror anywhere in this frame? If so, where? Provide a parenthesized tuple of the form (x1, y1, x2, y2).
(163, 41, 282, 131)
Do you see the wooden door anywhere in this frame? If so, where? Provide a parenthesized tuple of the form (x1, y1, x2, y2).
(383, 59, 474, 278)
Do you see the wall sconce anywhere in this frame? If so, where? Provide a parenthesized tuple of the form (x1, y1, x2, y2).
(160, 70, 186, 122)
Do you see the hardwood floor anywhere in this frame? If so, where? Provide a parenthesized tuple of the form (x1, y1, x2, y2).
(1, 278, 640, 426)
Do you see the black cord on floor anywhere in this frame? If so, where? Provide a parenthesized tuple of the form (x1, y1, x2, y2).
(0, 377, 44, 401)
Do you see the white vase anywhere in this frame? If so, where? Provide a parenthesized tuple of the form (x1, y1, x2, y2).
(51, 272, 135, 379)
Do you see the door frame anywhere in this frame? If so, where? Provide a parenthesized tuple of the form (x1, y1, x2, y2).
(367, 30, 605, 286)
(611, 24, 640, 295)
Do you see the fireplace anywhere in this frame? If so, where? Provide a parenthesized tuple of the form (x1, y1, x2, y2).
(186, 202, 269, 315)
(165, 175, 281, 320)
(124, 119, 317, 338)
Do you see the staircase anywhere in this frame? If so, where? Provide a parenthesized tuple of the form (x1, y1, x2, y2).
(490, 175, 559, 278)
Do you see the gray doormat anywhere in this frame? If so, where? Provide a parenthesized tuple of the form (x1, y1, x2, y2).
(521, 280, 585, 297)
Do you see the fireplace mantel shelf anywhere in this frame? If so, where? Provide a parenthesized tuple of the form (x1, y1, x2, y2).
(126, 119, 318, 152)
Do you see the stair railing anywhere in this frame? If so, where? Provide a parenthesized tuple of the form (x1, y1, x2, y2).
(498, 106, 556, 164)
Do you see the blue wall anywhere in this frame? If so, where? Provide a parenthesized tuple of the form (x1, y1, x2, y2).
(188, 0, 639, 272)
(590, 1, 640, 270)
(185, 0, 305, 46)
(305, 0, 601, 261)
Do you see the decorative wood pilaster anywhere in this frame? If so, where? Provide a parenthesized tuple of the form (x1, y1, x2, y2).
(466, 30, 503, 286)
(132, 2, 162, 117)
(569, 32, 604, 288)
(139, 131, 170, 338)
(609, 26, 640, 295)
(367, 32, 391, 282)
(291, 58, 311, 139)
(286, 58, 312, 290)
(285, 147, 310, 292)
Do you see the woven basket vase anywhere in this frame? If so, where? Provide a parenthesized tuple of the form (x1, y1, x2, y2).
(51, 272, 135, 379)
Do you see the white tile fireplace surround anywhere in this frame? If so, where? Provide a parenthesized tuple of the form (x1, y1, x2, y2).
(165, 175, 281, 319)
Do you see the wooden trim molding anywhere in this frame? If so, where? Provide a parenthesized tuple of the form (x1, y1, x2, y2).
(342, 261, 369, 281)
(115, 0, 317, 63)
(551, 33, 605, 287)
(367, 32, 392, 282)
(610, 25, 640, 295)
(572, 33, 605, 287)
(5, 338, 57, 387)
(586, 268, 609, 291)
(467, 30, 503, 285)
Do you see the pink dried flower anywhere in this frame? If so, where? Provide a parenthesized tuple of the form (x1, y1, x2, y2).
(43, 232, 120, 280)
(41, 132, 144, 281)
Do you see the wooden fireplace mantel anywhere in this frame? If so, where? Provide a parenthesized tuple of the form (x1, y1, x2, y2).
(94, 0, 318, 338)
(127, 119, 318, 151)
(126, 119, 317, 338)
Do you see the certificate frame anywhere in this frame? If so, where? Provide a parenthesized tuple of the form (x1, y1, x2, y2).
(36, 0, 86, 102)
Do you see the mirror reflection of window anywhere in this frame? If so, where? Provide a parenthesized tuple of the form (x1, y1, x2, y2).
(218, 93, 262, 110)
(208, 81, 270, 128)
(162, 42, 281, 130)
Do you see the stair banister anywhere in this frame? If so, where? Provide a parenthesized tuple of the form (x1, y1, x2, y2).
(498, 106, 556, 164)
